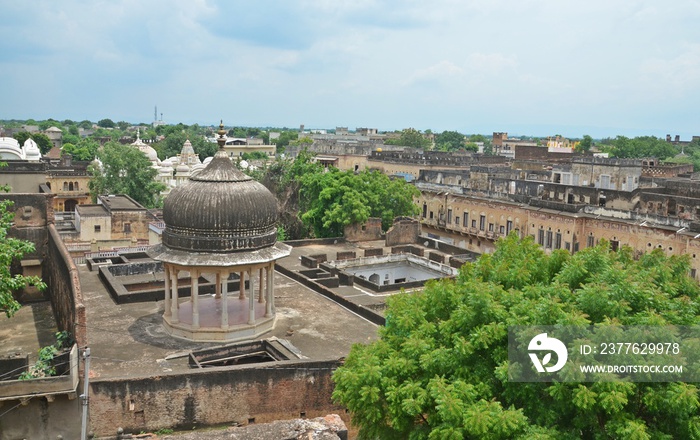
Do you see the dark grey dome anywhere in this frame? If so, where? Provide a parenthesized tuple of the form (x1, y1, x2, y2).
(161, 149, 278, 253)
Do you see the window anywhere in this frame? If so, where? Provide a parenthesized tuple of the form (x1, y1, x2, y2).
(429, 211, 434, 220)
(447, 209, 452, 224)
(422, 203, 427, 218)
(587, 234, 595, 248)
(124, 223, 131, 233)
(546, 230, 553, 249)
(506, 220, 513, 235)
(63, 182, 68, 191)
(555, 232, 562, 249)
(499, 225, 505, 234)
(479, 215, 486, 231)
(488, 223, 494, 232)
(94, 225, 101, 233)
(471, 219, 477, 228)
(455, 216, 460, 226)
(538, 228, 545, 246)
(463, 212, 469, 227)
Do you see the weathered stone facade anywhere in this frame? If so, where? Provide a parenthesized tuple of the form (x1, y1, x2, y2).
(89, 360, 343, 436)
(418, 190, 700, 278)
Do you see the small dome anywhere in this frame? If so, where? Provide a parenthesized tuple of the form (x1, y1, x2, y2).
(140, 145, 159, 162)
(0, 137, 24, 160)
(161, 148, 279, 253)
(23, 138, 41, 161)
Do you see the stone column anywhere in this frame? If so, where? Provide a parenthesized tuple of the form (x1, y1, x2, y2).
(265, 264, 273, 317)
(221, 270, 228, 329)
(191, 270, 199, 329)
(164, 265, 171, 319)
(248, 269, 255, 325)
(258, 268, 265, 303)
(215, 272, 221, 299)
(170, 269, 179, 324)
(239, 271, 246, 299)
(270, 262, 276, 314)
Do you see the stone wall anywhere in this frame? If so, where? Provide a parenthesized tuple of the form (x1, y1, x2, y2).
(344, 217, 383, 242)
(385, 217, 421, 246)
(46, 224, 87, 348)
(88, 360, 344, 436)
(0, 193, 52, 302)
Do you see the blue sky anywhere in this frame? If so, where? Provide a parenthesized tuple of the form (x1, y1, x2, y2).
(1, 0, 699, 139)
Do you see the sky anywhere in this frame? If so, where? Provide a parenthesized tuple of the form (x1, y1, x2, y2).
(1, 0, 700, 139)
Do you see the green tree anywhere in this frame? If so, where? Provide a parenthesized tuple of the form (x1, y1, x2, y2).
(14, 132, 53, 154)
(576, 134, 593, 153)
(62, 133, 80, 146)
(607, 136, 677, 160)
(299, 169, 419, 237)
(97, 118, 115, 128)
(290, 136, 314, 146)
(0, 180, 46, 317)
(12, 131, 31, 146)
(62, 138, 99, 161)
(385, 128, 431, 149)
(333, 235, 700, 439)
(435, 130, 466, 151)
(32, 133, 53, 154)
(271, 131, 299, 153)
(89, 141, 166, 208)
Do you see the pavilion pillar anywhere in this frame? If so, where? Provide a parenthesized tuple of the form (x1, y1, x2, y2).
(170, 269, 179, 324)
(258, 268, 265, 303)
(265, 264, 273, 317)
(221, 270, 229, 329)
(270, 262, 276, 314)
(239, 271, 246, 299)
(163, 265, 171, 319)
(191, 269, 199, 329)
(248, 270, 255, 325)
(215, 273, 221, 299)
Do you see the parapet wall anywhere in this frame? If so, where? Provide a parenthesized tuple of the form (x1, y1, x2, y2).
(89, 360, 344, 436)
(46, 224, 87, 348)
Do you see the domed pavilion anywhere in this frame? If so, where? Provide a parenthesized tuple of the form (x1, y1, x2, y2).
(148, 122, 291, 341)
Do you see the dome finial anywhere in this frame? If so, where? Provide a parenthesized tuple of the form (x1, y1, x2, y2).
(217, 120, 226, 150)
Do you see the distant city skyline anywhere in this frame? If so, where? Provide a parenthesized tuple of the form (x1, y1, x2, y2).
(2, 1, 699, 140)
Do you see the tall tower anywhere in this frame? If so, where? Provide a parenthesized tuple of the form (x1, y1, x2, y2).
(154, 106, 158, 122)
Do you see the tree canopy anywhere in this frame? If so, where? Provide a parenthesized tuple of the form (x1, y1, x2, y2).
(434, 130, 466, 151)
(299, 167, 419, 238)
(604, 136, 678, 160)
(61, 138, 100, 161)
(333, 235, 700, 439)
(385, 128, 431, 149)
(89, 141, 166, 208)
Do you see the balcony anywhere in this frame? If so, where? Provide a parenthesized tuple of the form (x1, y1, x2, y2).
(0, 344, 80, 402)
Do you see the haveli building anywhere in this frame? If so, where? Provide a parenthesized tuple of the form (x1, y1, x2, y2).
(293, 131, 700, 279)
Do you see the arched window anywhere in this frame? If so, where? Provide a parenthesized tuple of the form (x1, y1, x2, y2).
(68, 182, 74, 191)
(63, 182, 68, 191)
(74, 181, 79, 191)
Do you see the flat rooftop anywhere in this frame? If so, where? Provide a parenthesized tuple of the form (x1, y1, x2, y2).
(2, 238, 455, 379)
(2, 241, 389, 380)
